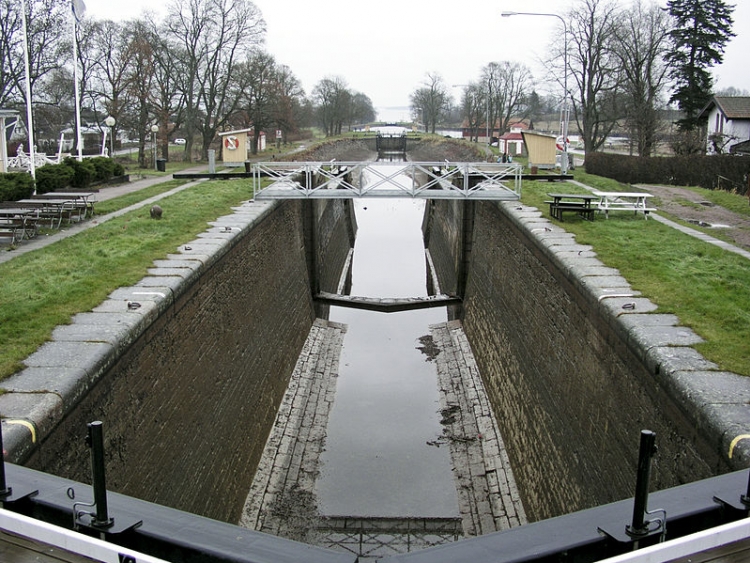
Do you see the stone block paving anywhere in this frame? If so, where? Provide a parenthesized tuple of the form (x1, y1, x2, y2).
(431, 320, 528, 536)
(240, 318, 346, 541)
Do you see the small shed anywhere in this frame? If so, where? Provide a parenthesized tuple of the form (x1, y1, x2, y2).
(522, 131, 557, 169)
(1, 109, 20, 173)
(218, 128, 266, 165)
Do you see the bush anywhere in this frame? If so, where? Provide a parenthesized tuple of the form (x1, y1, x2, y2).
(63, 157, 95, 188)
(0, 172, 35, 201)
(585, 152, 750, 193)
(34, 164, 74, 194)
(89, 156, 117, 182)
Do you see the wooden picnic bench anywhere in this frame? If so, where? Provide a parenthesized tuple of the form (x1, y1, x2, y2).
(545, 193, 598, 222)
(593, 191, 655, 219)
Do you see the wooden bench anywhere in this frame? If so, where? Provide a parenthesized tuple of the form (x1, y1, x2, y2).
(545, 193, 598, 222)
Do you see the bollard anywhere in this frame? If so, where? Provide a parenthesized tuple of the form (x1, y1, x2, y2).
(627, 430, 657, 537)
(86, 421, 113, 528)
(0, 422, 11, 498)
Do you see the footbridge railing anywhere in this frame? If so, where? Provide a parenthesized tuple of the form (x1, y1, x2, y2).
(252, 161, 522, 200)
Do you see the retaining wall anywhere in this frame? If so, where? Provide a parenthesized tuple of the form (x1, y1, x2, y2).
(0, 198, 355, 524)
(425, 199, 750, 522)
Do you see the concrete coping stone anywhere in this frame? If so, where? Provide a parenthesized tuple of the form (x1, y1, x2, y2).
(151, 259, 204, 271)
(146, 267, 198, 280)
(0, 393, 64, 460)
(503, 201, 750, 470)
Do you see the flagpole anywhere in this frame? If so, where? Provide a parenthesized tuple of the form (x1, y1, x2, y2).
(20, 0, 36, 182)
(72, 7, 83, 161)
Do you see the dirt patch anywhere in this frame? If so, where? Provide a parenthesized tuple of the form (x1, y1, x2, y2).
(637, 184, 750, 250)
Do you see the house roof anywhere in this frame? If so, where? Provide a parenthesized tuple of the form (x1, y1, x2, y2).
(700, 97, 750, 120)
(218, 128, 255, 136)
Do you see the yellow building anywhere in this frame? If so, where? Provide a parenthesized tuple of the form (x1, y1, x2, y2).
(521, 131, 557, 170)
(218, 128, 266, 166)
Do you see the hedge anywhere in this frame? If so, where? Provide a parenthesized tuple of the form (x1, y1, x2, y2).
(585, 153, 750, 193)
(0, 172, 35, 201)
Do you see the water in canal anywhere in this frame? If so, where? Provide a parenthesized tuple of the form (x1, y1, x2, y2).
(316, 166, 459, 519)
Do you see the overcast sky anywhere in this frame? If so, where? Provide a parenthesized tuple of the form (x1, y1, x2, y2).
(82, 0, 750, 122)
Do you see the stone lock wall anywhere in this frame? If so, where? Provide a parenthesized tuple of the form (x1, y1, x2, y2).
(426, 200, 731, 522)
(16, 198, 354, 524)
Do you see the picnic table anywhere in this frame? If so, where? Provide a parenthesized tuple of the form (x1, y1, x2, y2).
(545, 193, 598, 222)
(16, 198, 86, 229)
(32, 191, 97, 218)
(0, 207, 38, 244)
(593, 191, 655, 219)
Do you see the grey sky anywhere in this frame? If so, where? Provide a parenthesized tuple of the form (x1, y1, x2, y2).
(84, 0, 750, 121)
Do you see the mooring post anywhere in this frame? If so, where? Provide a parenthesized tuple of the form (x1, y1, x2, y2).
(627, 430, 657, 537)
(86, 421, 113, 528)
(0, 421, 11, 499)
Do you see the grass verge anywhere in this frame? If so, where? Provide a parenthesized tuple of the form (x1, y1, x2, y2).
(522, 177, 750, 376)
(0, 179, 255, 381)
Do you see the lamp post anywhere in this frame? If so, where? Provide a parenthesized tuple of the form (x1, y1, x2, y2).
(501, 11, 570, 174)
(105, 116, 115, 158)
(151, 124, 159, 170)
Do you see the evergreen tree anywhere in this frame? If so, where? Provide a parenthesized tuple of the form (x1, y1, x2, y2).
(666, 0, 735, 130)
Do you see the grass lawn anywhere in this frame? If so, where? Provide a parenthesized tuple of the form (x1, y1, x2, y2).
(521, 174, 750, 377)
(0, 178, 255, 381)
(1, 166, 748, 383)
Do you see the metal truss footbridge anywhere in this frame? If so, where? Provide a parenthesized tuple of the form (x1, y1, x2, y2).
(251, 161, 522, 200)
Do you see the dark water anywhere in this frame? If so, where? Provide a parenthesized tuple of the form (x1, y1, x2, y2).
(316, 183, 459, 518)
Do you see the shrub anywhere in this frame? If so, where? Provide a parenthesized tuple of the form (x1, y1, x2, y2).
(63, 157, 95, 188)
(584, 152, 750, 193)
(34, 164, 74, 194)
(0, 172, 35, 201)
(89, 157, 117, 182)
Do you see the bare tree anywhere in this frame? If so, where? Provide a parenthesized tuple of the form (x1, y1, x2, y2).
(313, 76, 351, 136)
(122, 20, 157, 165)
(612, 0, 671, 156)
(235, 50, 277, 154)
(271, 64, 305, 141)
(409, 72, 451, 134)
(483, 61, 534, 136)
(459, 83, 484, 142)
(165, 0, 265, 161)
(566, 0, 624, 153)
(88, 20, 133, 139)
(0, 0, 24, 107)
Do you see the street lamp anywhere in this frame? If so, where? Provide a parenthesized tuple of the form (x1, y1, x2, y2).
(105, 116, 115, 158)
(501, 11, 570, 174)
(151, 124, 159, 170)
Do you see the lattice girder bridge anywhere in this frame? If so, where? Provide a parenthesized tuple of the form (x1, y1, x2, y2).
(251, 161, 522, 200)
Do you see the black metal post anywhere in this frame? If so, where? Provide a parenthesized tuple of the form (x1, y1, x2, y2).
(87, 421, 113, 528)
(627, 430, 657, 537)
(0, 422, 11, 498)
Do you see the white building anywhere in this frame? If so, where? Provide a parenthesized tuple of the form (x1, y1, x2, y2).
(699, 96, 750, 154)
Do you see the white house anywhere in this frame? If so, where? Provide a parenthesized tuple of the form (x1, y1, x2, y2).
(699, 96, 750, 155)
